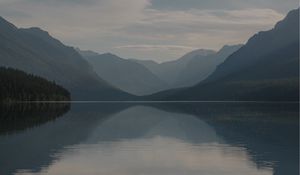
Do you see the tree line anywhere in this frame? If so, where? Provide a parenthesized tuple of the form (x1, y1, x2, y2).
(0, 67, 70, 102)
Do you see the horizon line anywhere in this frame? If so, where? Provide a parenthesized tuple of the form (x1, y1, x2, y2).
(11, 100, 300, 104)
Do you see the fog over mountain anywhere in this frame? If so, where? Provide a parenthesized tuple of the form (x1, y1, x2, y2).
(79, 45, 242, 95)
(0, 0, 292, 61)
(0, 7, 298, 101)
(174, 45, 243, 88)
(132, 49, 216, 86)
(0, 17, 134, 100)
(150, 8, 299, 101)
(133, 46, 242, 88)
(78, 50, 169, 96)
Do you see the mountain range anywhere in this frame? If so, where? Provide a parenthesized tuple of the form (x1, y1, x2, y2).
(150, 8, 299, 101)
(0, 17, 134, 100)
(0, 8, 298, 101)
(79, 45, 241, 96)
(132, 49, 216, 86)
(132, 46, 242, 88)
(78, 51, 169, 96)
(173, 45, 243, 88)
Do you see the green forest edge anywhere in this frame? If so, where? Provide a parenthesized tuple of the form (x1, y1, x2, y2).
(0, 67, 71, 103)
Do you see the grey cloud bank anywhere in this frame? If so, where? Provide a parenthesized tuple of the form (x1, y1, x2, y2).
(150, 0, 297, 13)
(0, 0, 297, 61)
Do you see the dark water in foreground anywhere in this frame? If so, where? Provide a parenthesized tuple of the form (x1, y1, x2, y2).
(0, 102, 298, 175)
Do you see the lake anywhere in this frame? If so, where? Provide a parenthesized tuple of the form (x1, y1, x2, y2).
(0, 102, 298, 175)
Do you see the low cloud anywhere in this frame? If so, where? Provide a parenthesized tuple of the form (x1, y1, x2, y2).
(115, 45, 198, 51)
(113, 8, 284, 60)
(150, 0, 298, 13)
(124, 8, 284, 40)
(0, 0, 285, 61)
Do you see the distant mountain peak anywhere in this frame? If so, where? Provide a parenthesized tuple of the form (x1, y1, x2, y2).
(77, 50, 126, 60)
(80, 51, 169, 95)
(76, 48, 100, 57)
(101, 52, 118, 57)
(274, 8, 299, 30)
(25, 27, 49, 34)
(219, 44, 243, 51)
(20, 27, 52, 38)
(131, 59, 159, 65)
(97, 53, 125, 61)
(166, 48, 216, 66)
(247, 8, 298, 48)
(184, 49, 216, 57)
(218, 44, 243, 54)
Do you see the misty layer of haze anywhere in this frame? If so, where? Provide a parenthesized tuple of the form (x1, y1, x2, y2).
(0, 0, 297, 62)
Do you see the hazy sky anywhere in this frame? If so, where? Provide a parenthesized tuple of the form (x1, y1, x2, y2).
(0, 0, 298, 62)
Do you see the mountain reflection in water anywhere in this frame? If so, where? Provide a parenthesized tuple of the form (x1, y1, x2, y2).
(0, 102, 298, 175)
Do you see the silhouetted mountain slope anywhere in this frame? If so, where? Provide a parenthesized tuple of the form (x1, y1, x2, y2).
(151, 8, 299, 101)
(79, 51, 169, 96)
(205, 8, 299, 83)
(174, 45, 242, 87)
(0, 17, 134, 100)
(133, 46, 240, 89)
(0, 67, 70, 102)
(75, 49, 99, 57)
(132, 49, 216, 86)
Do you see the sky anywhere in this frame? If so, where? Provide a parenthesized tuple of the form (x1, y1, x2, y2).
(0, 0, 298, 62)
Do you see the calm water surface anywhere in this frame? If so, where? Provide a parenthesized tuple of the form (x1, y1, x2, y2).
(0, 103, 298, 175)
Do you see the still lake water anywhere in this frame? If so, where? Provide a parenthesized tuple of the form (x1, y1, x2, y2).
(0, 102, 298, 175)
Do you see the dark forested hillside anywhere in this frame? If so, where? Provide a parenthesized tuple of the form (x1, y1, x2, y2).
(0, 17, 134, 101)
(0, 67, 70, 102)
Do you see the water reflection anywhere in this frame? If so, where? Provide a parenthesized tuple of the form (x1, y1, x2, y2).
(154, 103, 299, 175)
(0, 103, 70, 134)
(34, 139, 272, 175)
(0, 103, 298, 175)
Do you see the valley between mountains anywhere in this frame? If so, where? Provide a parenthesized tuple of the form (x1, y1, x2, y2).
(0, 8, 299, 102)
